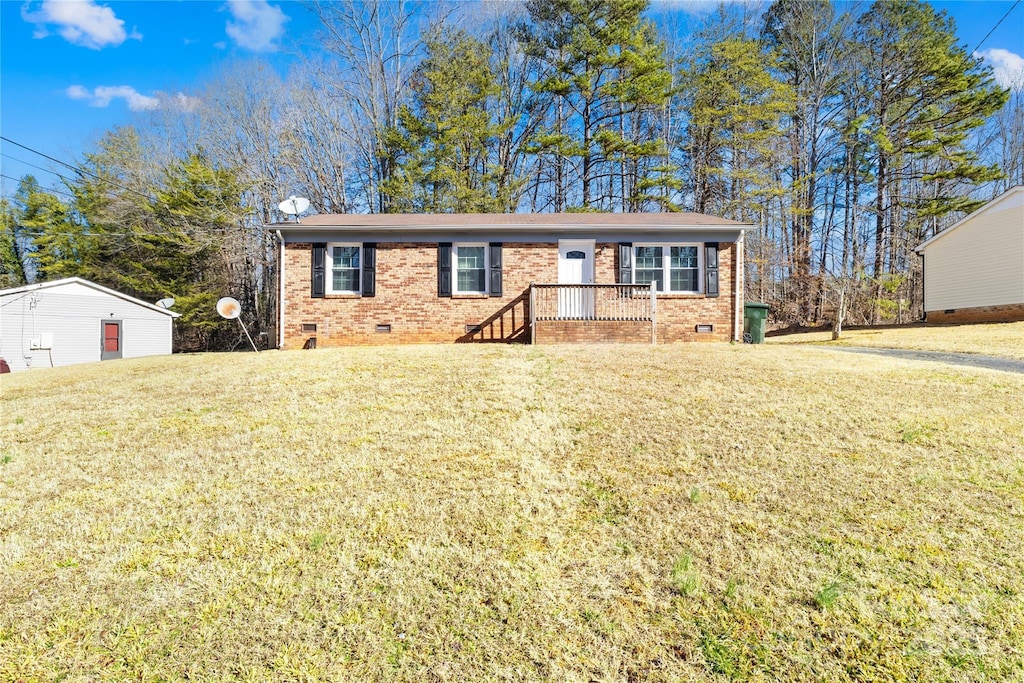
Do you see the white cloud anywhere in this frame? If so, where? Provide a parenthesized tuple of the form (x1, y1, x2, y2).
(166, 92, 202, 112)
(66, 84, 91, 100)
(22, 0, 141, 49)
(66, 85, 159, 111)
(976, 48, 1024, 90)
(225, 0, 288, 52)
(66, 85, 201, 112)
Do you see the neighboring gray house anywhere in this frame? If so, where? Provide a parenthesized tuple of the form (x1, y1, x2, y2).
(915, 185, 1024, 324)
(0, 277, 179, 372)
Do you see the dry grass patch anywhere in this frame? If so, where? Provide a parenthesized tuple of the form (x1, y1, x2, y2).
(1, 344, 1022, 681)
(767, 320, 1024, 360)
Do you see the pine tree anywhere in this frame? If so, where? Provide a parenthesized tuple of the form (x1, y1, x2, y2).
(680, 35, 794, 220)
(383, 27, 510, 213)
(519, 0, 675, 211)
(763, 0, 851, 319)
(15, 175, 85, 282)
(0, 197, 30, 287)
(852, 0, 1007, 279)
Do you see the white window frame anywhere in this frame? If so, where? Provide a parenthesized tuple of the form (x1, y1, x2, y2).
(453, 242, 489, 295)
(326, 242, 362, 295)
(633, 243, 703, 294)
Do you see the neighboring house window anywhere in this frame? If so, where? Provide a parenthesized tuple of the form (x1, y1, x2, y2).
(328, 243, 361, 294)
(454, 243, 488, 294)
(633, 244, 701, 293)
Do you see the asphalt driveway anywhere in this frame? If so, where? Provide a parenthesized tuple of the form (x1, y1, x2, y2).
(812, 346, 1024, 374)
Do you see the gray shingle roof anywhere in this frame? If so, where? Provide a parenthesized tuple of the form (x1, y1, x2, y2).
(271, 212, 752, 231)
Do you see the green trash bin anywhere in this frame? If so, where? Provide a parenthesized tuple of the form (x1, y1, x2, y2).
(743, 302, 770, 344)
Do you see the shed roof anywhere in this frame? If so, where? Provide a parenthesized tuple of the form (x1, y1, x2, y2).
(270, 212, 753, 232)
(0, 277, 181, 317)
(914, 185, 1024, 253)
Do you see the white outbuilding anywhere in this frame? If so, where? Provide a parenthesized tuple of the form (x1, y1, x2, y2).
(0, 277, 179, 372)
(915, 185, 1024, 324)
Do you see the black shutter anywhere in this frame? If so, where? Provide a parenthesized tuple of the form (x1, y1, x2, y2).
(438, 243, 452, 297)
(705, 242, 719, 297)
(311, 242, 326, 298)
(618, 243, 633, 284)
(489, 242, 502, 297)
(362, 243, 376, 297)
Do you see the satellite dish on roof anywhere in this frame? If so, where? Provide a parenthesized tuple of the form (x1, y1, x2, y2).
(216, 296, 241, 320)
(278, 195, 310, 223)
(155, 297, 175, 309)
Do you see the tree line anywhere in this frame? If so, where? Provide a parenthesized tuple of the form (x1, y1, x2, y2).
(2, 0, 1020, 348)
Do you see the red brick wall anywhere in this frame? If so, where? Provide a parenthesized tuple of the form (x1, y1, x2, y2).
(282, 240, 739, 348)
(926, 302, 1024, 324)
(534, 320, 652, 344)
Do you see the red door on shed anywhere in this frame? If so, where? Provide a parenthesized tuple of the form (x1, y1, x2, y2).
(101, 320, 122, 360)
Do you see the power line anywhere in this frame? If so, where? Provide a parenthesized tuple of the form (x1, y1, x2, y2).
(0, 166, 84, 197)
(970, 0, 1020, 55)
(0, 178, 79, 202)
(1, 152, 66, 180)
(1, 136, 260, 237)
(0, 135, 157, 203)
(1, 153, 84, 188)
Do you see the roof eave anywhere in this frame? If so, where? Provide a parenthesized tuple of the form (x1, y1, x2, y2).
(915, 185, 1024, 252)
(269, 222, 755, 232)
(0, 276, 182, 317)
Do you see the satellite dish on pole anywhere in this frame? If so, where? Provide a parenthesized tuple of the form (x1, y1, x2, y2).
(216, 297, 259, 352)
(216, 297, 241, 320)
(155, 297, 175, 309)
(278, 195, 310, 223)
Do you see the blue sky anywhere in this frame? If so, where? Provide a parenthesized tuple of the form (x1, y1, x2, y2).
(2, 0, 1022, 199)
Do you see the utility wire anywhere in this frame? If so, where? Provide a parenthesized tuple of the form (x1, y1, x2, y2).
(1, 136, 253, 229)
(0, 167, 85, 196)
(0, 135, 157, 203)
(1, 175, 241, 237)
(970, 0, 1020, 55)
(0, 180, 79, 202)
(1, 154, 91, 193)
(1, 152, 67, 178)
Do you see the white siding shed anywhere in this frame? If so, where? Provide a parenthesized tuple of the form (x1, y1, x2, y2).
(915, 186, 1024, 323)
(0, 277, 179, 372)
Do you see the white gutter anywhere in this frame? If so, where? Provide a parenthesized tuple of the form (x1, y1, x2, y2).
(735, 231, 744, 341)
(276, 230, 285, 350)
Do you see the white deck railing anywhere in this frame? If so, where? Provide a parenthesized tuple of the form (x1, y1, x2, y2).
(529, 283, 656, 344)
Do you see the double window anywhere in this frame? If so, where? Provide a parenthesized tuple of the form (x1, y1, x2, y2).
(454, 243, 488, 295)
(327, 243, 361, 294)
(633, 244, 701, 294)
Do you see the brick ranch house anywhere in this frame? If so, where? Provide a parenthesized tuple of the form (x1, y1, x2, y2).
(270, 213, 752, 348)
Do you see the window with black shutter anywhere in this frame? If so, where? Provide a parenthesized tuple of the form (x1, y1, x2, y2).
(489, 243, 502, 297)
(705, 242, 719, 297)
(618, 242, 632, 284)
(438, 243, 452, 297)
(311, 243, 326, 298)
(362, 243, 376, 297)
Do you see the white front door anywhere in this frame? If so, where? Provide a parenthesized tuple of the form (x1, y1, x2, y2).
(558, 240, 595, 318)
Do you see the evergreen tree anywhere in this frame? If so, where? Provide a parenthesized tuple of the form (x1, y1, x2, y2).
(383, 27, 509, 213)
(519, 0, 675, 211)
(151, 151, 249, 347)
(0, 197, 30, 287)
(763, 0, 851, 318)
(680, 35, 794, 220)
(15, 175, 84, 282)
(852, 0, 1007, 279)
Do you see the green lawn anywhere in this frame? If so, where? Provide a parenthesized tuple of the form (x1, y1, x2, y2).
(767, 320, 1024, 360)
(1, 344, 1022, 681)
